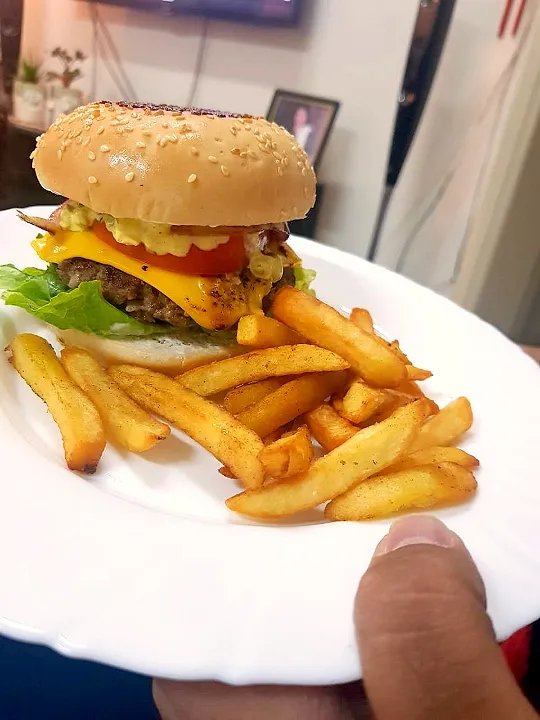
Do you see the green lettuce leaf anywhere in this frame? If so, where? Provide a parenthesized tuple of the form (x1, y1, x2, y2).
(0, 263, 167, 337)
(293, 266, 317, 295)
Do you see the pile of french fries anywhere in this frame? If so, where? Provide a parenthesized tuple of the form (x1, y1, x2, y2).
(5, 286, 478, 521)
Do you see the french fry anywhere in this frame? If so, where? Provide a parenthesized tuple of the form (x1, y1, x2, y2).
(272, 287, 406, 387)
(237, 315, 304, 348)
(406, 365, 432, 381)
(305, 403, 358, 451)
(226, 400, 427, 518)
(325, 462, 477, 520)
(236, 371, 347, 438)
(396, 379, 427, 400)
(62, 347, 170, 453)
(7, 334, 105, 473)
(384, 446, 479, 474)
(223, 378, 284, 415)
(410, 397, 473, 452)
(218, 466, 236, 479)
(109, 365, 265, 489)
(177, 344, 348, 396)
(337, 379, 389, 424)
(388, 339, 410, 364)
(349, 308, 374, 334)
(259, 425, 313, 480)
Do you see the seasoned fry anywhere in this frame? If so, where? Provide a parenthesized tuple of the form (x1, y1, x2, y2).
(384, 446, 479, 473)
(406, 365, 432, 381)
(337, 379, 389, 424)
(237, 371, 347, 438)
(8, 334, 105, 473)
(223, 378, 284, 415)
(305, 403, 357, 451)
(272, 287, 406, 387)
(226, 400, 427, 518)
(177, 344, 348, 396)
(259, 425, 313, 480)
(62, 347, 170, 452)
(396, 379, 427, 400)
(388, 339, 410, 364)
(218, 466, 236, 479)
(349, 308, 374, 334)
(236, 315, 304, 348)
(325, 462, 477, 520)
(410, 397, 473, 452)
(109, 365, 265, 489)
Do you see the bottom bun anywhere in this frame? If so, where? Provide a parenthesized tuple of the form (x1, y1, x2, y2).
(55, 328, 245, 375)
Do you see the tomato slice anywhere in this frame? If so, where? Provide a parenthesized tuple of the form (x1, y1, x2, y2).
(91, 222, 248, 276)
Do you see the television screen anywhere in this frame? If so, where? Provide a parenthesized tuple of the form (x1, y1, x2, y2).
(89, 0, 303, 26)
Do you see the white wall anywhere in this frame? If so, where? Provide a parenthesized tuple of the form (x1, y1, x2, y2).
(20, 0, 530, 294)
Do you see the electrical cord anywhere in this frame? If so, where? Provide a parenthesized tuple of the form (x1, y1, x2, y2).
(94, 7, 138, 101)
(185, 19, 209, 107)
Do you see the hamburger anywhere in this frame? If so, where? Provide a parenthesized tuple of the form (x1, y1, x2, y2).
(0, 102, 316, 372)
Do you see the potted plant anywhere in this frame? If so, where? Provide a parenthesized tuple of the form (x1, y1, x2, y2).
(13, 58, 45, 127)
(46, 47, 86, 117)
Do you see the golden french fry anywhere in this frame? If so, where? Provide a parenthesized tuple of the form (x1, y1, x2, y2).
(109, 365, 265, 489)
(384, 446, 479, 473)
(396, 379, 427, 400)
(337, 379, 389, 424)
(218, 466, 236, 479)
(223, 378, 285, 415)
(259, 425, 313, 480)
(388, 339, 410, 364)
(226, 400, 427, 518)
(272, 288, 406, 387)
(325, 462, 477, 520)
(7, 334, 105, 473)
(349, 308, 374, 334)
(406, 365, 432, 381)
(177, 344, 348, 396)
(236, 371, 347, 438)
(410, 397, 473, 452)
(236, 315, 304, 348)
(62, 347, 170, 453)
(305, 403, 358, 451)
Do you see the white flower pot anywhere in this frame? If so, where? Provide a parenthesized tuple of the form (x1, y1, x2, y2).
(50, 86, 83, 119)
(12, 80, 45, 127)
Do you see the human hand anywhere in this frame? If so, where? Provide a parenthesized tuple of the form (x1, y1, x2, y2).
(153, 515, 538, 719)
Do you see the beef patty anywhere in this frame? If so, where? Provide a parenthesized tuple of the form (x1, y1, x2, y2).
(56, 258, 294, 328)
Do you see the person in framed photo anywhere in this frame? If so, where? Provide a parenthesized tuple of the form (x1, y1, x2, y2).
(267, 91, 339, 169)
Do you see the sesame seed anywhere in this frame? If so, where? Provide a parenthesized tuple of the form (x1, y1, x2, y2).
(111, 120, 120, 126)
(191, 147, 199, 156)
(173, 114, 184, 120)
(272, 151, 282, 160)
(244, 125, 252, 132)
(208, 155, 218, 163)
(57, 149, 63, 160)
(221, 165, 230, 177)
(301, 168, 307, 176)
(253, 129, 260, 136)
(29, 149, 36, 160)
(258, 144, 270, 154)
(297, 161, 303, 168)
(132, 112, 138, 118)
(156, 133, 162, 143)
(239, 151, 247, 158)
(120, 118, 130, 125)
(277, 166, 283, 176)
(247, 150, 257, 159)
(263, 132, 272, 141)
(124, 126, 133, 132)
(230, 127, 237, 136)
(187, 173, 197, 183)
(159, 137, 168, 147)
(125, 172, 135, 182)
(136, 141, 146, 148)
(169, 133, 178, 143)
(162, 122, 169, 128)
(283, 156, 289, 167)
(100, 144, 110, 153)
(142, 130, 152, 138)
(88, 176, 97, 184)
(83, 138, 90, 146)
(214, 137, 222, 142)
(271, 142, 277, 150)
(88, 151, 96, 161)
(76, 136, 82, 145)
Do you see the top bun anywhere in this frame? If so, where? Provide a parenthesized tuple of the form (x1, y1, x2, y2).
(31, 102, 317, 227)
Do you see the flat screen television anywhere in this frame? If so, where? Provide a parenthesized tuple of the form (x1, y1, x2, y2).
(85, 0, 304, 26)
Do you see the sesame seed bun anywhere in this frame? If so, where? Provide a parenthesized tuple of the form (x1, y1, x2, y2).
(31, 102, 317, 227)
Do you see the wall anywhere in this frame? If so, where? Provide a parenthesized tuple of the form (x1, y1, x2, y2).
(20, 0, 419, 256)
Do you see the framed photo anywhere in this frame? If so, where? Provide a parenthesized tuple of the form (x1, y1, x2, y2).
(267, 90, 340, 169)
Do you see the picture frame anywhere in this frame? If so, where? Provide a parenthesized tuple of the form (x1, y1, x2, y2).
(266, 90, 340, 169)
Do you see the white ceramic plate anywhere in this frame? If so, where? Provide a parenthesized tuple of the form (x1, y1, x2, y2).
(1, 206, 540, 685)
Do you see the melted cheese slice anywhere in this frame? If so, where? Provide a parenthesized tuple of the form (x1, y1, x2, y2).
(33, 230, 272, 331)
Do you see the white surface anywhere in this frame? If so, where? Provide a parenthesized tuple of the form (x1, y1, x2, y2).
(1, 207, 540, 685)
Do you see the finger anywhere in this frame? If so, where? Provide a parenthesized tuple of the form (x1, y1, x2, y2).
(355, 515, 537, 720)
(153, 680, 359, 720)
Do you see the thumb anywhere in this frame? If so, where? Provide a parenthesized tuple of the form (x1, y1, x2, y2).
(355, 516, 537, 720)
